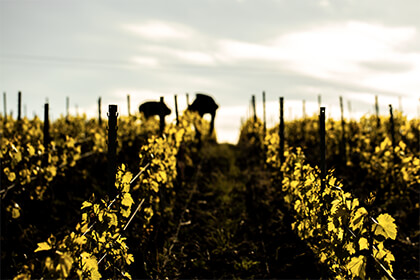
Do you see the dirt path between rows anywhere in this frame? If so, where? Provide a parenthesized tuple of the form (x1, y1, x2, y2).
(155, 142, 323, 279)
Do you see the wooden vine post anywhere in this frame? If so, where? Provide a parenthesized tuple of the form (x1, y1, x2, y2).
(98, 97, 102, 125)
(319, 107, 326, 193)
(175, 94, 179, 126)
(252, 95, 257, 122)
(66, 97, 70, 121)
(43, 103, 50, 166)
(3, 92, 6, 121)
(302, 99, 307, 141)
(107, 105, 118, 195)
(389, 104, 396, 164)
(159, 96, 165, 135)
(263, 91, 266, 135)
(17, 91, 22, 121)
(279, 97, 285, 166)
(127, 94, 131, 116)
(375, 95, 380, 128)
(340, 96, 346, 164)
(278, 97, 285, 186)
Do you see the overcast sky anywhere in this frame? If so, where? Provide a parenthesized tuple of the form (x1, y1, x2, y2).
(1, 0, 419, 143)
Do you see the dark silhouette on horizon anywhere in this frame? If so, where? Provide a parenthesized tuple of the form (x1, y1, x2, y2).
(188, 93, 219, 135)
(139, 101, 171, 119)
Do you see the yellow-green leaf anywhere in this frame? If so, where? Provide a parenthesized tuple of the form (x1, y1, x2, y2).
(81, 201, 92, 209)
(122, 172, 132, 185)
(121, 208, 130, 218)
(160, 171, 167, 183)
(123, 271, 132, 280)
(75, 235, 87, 245)
(121, 193, 134, 208)
(126, 254, 134, 265)
(93, 204, 100, 214)
(45, 256, 54, 271)
(345, 242, 355, 255)
(107, 213, 118, 227)
(349, 207, 368, 231)
(372, 213, 397, 240)
(347, 255, 366, 280)
(385, 252, 395, 264)
(7, 171, 16, 182)
(290, 181, 299, 189)
(12, 207, 20, 219)
(27, 144, 35, 156)
(56, 253, 73, 278)
(80, 252, 102, 280)
(34, 242, 51, 252)
(359, 237, 369, 250)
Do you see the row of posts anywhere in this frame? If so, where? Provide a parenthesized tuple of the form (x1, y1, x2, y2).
(250, 92, 406, 194)
(3, 91, 409, 127)
(3, 91, 191, 129)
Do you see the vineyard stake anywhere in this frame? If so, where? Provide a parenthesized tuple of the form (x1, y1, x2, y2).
(66, 97, 70, 121)
(340, 96, 346, 164)
(318, 94, 321, 108)
(252, 95, 257, 122)
(175, 94, 179, 126)
(186, 93, 189, 107)
(263, 91, 266, 135)
(375, 95, 380, 128)
(43, 103, 50, 148)
(389, 104, 396, 164)
(319, 107, 326, 193)
(127, 94, 131, 116)
(17, 91, 22, 121)
(159, 96, 165, 135)
(43, 103, 50, 167)
(279, 97, 285, 165)
(301, 99, 306, 142)
(98, 97, 102, 125)
(107, 105, 118, 195)
(3, 92, 6, 121)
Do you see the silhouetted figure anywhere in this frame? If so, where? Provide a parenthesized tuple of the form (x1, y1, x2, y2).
(188, 93, 219, 135)
(139, 101, 171, 119)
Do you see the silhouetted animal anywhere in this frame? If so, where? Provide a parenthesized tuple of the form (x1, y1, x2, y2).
(188, 93, 219, 134)
(139, 101, 171, 119)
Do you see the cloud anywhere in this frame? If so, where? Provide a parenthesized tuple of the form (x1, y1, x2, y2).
(131, 56, 159, 67)
(359, 60, 413, 73)
(139, 45, 217, 66)
(172, 50, 216, 65)
(218, 21, 417, 79)
(122, 20, 194, 40)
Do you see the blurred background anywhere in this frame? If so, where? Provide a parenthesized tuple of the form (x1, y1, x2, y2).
(1, 0, 419, 143)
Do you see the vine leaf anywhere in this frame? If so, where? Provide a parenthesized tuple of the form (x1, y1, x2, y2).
(349, 207, 367, 231)
(81, 201, 92, 209)
(372, 213, 397, 240)
(34, 242, 52, 252)
(358, 237, 369, 250)
(56, 253, 73, 278)
(347, 255, 366, 280)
